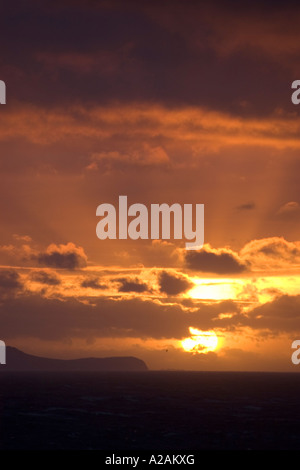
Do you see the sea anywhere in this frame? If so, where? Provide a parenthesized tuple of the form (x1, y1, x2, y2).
(0, 370, 300, 453)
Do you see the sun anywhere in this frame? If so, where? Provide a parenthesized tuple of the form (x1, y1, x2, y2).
(181, 327, 218, 354)
(187, 278, 240, 301)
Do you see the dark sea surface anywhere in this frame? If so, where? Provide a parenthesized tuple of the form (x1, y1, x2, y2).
(0, 370, 300, 451)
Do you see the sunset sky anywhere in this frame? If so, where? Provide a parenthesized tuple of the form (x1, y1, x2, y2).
(1, 0, 300, 371)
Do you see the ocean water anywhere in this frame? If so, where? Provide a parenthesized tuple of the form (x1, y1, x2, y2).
(0, 370, 300, 450)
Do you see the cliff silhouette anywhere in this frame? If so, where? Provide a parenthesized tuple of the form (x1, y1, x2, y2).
(0, 346, 148, 371)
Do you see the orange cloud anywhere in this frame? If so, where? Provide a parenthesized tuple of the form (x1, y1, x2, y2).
(87, 144, 170, 170)
(35, 242, 87, 270)
(186, 244, 248, 274)
(240, 237, 300, 271)
(1, 105, 300, 154)
(277, 201, 300, 216)
(158, 270, 194, 296)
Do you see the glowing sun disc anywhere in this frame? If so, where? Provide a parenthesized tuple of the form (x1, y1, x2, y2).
(181, 327, 218, 354)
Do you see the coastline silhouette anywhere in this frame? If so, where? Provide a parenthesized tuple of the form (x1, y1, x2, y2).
(0, 346, 148, 372)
